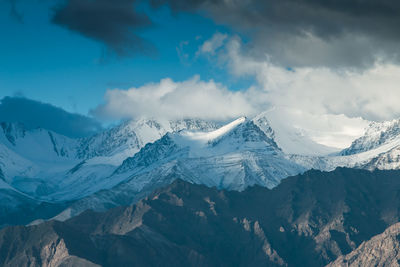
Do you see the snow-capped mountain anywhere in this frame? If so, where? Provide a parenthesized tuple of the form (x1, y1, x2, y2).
(53, 117, 306, 220)
(0, 118, 221, 226)
(334, 119, 400, 170)
(114, 117, 304, 186)
(115, 116, 304, 189)
(4, 112, 400, 226)
(0, 118, 218, 197)
(341, 119, 400, 155)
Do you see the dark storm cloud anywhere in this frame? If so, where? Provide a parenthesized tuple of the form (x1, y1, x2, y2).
(152, 0, 400, 39)
(0, 97, 103, 138)
(52, 0, 155, 57)
(151, 0, 400, 68)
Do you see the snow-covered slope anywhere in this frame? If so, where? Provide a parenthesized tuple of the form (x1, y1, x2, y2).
(0, 122, 79, 162)
(0, 122, 80, 187)
(77, 118, 219, 165)
(342, 119, 400, 155)
(332, 119, 400, 170)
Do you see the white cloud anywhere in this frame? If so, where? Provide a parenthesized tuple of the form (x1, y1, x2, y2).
(225, 37, 400, 122)
(196, 32, 228, 56)
(93, 76, 258, 121)
(264, 108, 368, 150)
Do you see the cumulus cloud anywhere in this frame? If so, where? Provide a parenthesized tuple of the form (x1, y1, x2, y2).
(52, 0, 155, 57)
(153, 0, 400, 68)
(0, 97, 103, 138)
(225, 37, 400, 122)
(92, 76, 258, 121)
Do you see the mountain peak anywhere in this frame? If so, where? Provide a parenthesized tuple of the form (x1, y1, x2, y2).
(342, 119, 400, 155)
(167, 117, 280, 156)
(209, 119, 279, 151)
(177, 117, 247, 144)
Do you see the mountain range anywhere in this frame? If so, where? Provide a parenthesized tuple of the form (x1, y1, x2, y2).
(2, 112, 400, 228)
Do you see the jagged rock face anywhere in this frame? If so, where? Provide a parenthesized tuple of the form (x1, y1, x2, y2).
(169, 119, 220, 132)
(0, 222, 100, 267)
(210, 120, 280, 151)
(3, 168, 400, 266)
(77, 121, 142, 159)
(252, 115, 276, 141)
(115, 134, 184, 173)
(328, 223, 400, 267)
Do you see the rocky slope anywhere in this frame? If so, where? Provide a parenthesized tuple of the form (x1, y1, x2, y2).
(328, 222, 400, 267)
(3, 168, 400, 266)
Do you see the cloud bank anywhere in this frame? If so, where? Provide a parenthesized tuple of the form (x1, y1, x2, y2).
(103, 35, 400, 123)
(223, 37, 400, 122)
(0, 97, 103, 138)
(92, 76, 257, 121)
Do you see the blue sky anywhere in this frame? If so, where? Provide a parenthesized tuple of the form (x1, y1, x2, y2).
(2, 0, 400, 146)
(0, 1, 248, 115)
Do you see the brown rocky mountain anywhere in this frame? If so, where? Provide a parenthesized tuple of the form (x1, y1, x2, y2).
(328, 222, 400, 267)
(2, 168, 400, 266)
